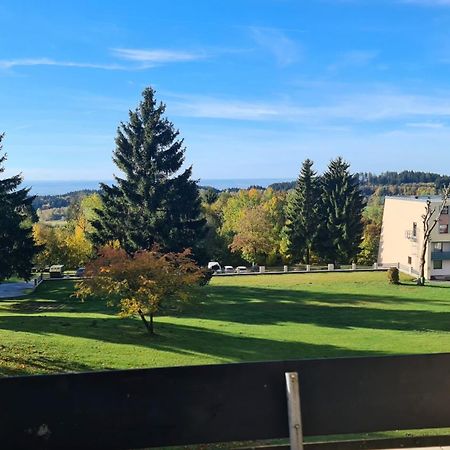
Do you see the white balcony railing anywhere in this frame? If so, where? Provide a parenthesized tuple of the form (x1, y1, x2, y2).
(405, 230, 417, 241)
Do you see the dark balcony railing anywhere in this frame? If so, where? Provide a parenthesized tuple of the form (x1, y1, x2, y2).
(431, 251, 450, 261)
(0, 353, 449, 449)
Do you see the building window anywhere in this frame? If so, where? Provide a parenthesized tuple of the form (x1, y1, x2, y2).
(439, 224, 449, 234)
(412, 222, 417, 237)
(442, 206, 449, 215)
(434, 242, 443, 252)
(408, 256, 412, 265)
(433, 260, 443, 270)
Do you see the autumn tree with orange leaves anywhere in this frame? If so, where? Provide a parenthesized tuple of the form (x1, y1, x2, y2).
(76, 246, 208, 335)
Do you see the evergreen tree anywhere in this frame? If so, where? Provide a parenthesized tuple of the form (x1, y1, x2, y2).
(92, 88, 206, 254)
(0, 133, 39, 281)
(317, 157, 364, 265)
(284, 159, 319, 264)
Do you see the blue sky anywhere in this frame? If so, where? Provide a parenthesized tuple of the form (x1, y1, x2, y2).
(3, 0, 450, 182)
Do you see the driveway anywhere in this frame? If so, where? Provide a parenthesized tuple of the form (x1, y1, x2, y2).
(0, 281, 35, 299)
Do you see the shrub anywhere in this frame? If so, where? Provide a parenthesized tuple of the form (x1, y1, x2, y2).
(387, 267, 400, 284)
(199, 269, 214, 286)
(76, 246, 207, 335)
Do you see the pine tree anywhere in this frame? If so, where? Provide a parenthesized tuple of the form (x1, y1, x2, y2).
(92, 88, 206, 254)
(317, 157, 364, 265)
(284, 159, 319, 264)
(0, 133, 40, 281)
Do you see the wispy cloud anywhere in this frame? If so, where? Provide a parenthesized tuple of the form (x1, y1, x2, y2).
(328, 50, 379, 72)
(401, 0, 450, 5)
(168, 94, 284, 120)
(111, 48, 205, 66)
(249, 26, 300, 66)
(166, 89, 450, 123)
(405, 121, 446, 129)
(0, 48, 206, 72)
(0, 58, 124, 70)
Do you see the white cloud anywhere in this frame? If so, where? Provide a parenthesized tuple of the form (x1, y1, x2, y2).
(0, 49, 206, 72)
(401, 0, 450, 5)
(0, 58, 124, 70)
(170, 95, 284, 120)
(249, 26, 300, 66)
(405, 122, 446, 129)
(166, 90, 450, 123)
(111, 48, 205, 65)
(187, 124, 450, 178)
(328, 50, 379, 71)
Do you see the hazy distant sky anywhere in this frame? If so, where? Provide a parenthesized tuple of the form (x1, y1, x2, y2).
(3, 0, 450, 181)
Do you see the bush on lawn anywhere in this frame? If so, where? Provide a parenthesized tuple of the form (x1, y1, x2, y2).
(76, 246, 208, 335)
(387, 267, 400, 284)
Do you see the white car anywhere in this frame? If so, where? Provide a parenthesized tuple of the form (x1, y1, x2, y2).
(224, 266, 234, 273)
(207, 261, 222, 273)
(235, 266, 247, 273)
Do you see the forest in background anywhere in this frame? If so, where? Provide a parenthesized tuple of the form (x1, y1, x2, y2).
(31, 170, 443, 270)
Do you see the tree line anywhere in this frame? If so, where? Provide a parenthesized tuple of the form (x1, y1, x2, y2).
(0, 88, 386, 332)
(270, 171, 450, 192)
(359, 171, 450, 188)
(1, 88, 376, 282)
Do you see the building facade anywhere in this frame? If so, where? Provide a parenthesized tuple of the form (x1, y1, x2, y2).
(378, 196, 450, 280)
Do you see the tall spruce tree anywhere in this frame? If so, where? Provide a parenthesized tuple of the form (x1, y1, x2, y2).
(92, 88, 206, 254)
(317, 157, 364, 265)
(284, 159, 319, 264)
(0, 133, 39, 281)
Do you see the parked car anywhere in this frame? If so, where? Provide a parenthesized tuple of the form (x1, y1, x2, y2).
(49, 265, 64, 279)
(207, 261, 222, 273)
(235, 266, 247, 273)
(75, 267, 85, 278)
(224, 266, 234, 274)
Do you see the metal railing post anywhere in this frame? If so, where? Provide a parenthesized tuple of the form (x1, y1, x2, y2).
(285, 372, 304, 450)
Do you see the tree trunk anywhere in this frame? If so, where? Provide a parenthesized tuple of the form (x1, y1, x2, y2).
(138, 309, 154, 335)
(149, 312, 154, 334)
(419, 211, 430, 287)
(305, 246, 310, 266)
(418, 243, 427, 286)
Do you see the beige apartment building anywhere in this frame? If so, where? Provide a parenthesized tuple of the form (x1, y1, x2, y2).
(378, 196, 450, 280)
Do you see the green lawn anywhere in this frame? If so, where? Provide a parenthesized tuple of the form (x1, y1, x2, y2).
(2, 276, 25, 283)
(0, 272, 449, 377)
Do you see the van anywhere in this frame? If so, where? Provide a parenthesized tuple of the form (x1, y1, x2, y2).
(208, 262, 222, 273)
(49, 265, 64, 279)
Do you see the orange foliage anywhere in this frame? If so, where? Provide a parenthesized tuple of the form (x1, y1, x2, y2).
(76, 246, 207, 334)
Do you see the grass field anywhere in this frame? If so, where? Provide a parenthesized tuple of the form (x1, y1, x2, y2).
(1, 276, 25, 283)
(0, 271, 449, 377)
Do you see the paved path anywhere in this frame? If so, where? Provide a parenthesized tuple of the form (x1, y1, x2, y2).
(0, 281, 35, 299)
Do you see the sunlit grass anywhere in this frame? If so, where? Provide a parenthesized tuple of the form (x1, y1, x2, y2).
(0, 272, 448, 376)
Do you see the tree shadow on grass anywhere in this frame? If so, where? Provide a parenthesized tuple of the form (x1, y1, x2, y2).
(399, 282, 450, 289)
(0, 281, 448, 377)
(0, 315, 383, 373)
(3, 285, 449, 335)
(179, 286, 450, 333)
(5, 298, 114, 315)
(0, 352, 94, 377)
(1, 283, 449, 335)
(3, 281, 116, 315)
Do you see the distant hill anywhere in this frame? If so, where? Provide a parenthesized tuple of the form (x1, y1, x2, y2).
(267, 171, 450, 192)
(268, 181, 296, 191)
(32, 189, 98, 210)
(31, 170, 450, 212)
(359, 170, 450, 188)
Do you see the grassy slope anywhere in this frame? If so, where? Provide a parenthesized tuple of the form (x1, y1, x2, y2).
(2, 277, 26, 283)
(0, 272, 449, 377)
